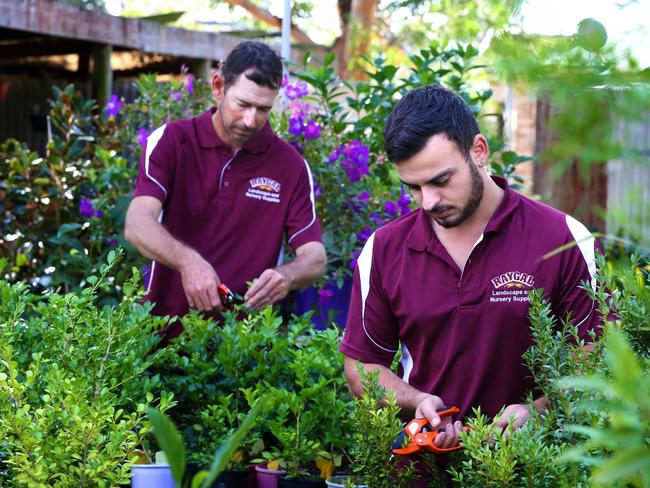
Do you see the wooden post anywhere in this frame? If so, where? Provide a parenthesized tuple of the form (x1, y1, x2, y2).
(189, 58, 211, 81)
(92, 43, 112, 106)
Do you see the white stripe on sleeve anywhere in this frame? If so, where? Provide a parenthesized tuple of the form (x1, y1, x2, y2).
(145, 124, 169, 198)
(359, 233, 398, 353)
(287, 159, 317, 244)
(565, 215, 597, 327)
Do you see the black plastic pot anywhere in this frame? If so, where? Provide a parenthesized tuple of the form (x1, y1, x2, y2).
(184, 463, 250, 488)
(277, 475, 327, 488)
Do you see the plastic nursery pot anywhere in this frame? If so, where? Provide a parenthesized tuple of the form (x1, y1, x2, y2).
(325, 475, 368, 488)
(131, 464, 175, 488)
(278, 475, 327, 487)
(255, 465, 287, 488)
(185, 463, 251, 488)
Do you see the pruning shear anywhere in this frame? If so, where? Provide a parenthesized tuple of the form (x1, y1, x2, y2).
(392, 406, 467, 455)
(217, 283, 236, 310)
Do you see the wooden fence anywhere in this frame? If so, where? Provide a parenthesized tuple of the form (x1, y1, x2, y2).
(607, 113, 650, 250)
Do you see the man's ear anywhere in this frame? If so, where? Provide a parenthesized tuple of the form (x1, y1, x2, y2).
(211, 72, 225, 100)
(471, 134, 489, 168)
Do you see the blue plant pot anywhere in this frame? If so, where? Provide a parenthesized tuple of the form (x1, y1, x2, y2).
(293, 276, 352, 329)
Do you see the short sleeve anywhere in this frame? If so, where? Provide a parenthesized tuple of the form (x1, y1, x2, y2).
(132, 124, 174, 203)
(340, 233, 399, 367)
(285, 159, 322, 249)
(553, 215, 604, 342)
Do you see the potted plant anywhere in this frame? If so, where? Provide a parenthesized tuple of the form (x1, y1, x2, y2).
(251, 327, 355, 487)
(147, 401, 261, 488)
(187, 395, 264, 487)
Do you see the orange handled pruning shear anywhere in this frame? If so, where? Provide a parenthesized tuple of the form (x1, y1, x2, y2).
(217, 283, 236, 310)
(392, 406, 468, 455)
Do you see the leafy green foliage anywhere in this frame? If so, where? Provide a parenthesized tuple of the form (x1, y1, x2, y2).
(156, 307, 354, 478)
(0, 70, 212, 301)
(0, 250, 175, 486)
(558, 327, 650, 487)
(347, 367, 424, 487)
(148, 401, 262, 488)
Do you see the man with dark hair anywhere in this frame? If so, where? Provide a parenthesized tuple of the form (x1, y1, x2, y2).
(125, 41, 326, 337)
(340, 84, 601, 450)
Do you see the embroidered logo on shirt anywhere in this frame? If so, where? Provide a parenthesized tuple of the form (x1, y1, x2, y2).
(245, 177, 281, 204)
(489, 271, 535, 304)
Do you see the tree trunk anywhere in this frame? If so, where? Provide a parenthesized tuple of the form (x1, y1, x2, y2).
(343, 0, 377, 80)
(222, 0, 315, 46)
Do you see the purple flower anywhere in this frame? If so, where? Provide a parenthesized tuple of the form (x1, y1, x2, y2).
(104, 94, 122, 118)
(318, 288, 335, 304)
(398, 187, 412, 215)
(328, 148, 341, 164)
(105, 238, 119, 247)
(289, 138, 304, 154)
(370, 213, 385, 225)
(185, 74, 194, 94)
(356, 226, 373, 243)
(142, 264, 151, 287)
(288, 115, 304, 137)
(138, 128, 151, 148)
(79, 197, 102, 218)
(169, 90, 182, 101)
(314, 182, 323, 200)
(357, 192, 370, 204)
(350, 250, 361, 270)
(333, 140, 370, 182)
(79, 197, 95, 218)
(284, 81, 309, 100)
(303, 120, 321, 140)
(384, 201, 398, 216)
(281, 73, 288, 88)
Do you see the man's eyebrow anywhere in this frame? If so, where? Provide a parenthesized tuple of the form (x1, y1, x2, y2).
(235, 97, 273, 110)
(400, 169, 454, 187)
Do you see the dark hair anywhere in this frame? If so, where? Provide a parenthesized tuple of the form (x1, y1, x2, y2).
(384, 84, 480, 162)
(222, 41, 283, 90)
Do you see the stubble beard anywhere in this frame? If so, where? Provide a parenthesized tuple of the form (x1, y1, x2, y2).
(433, 161, 484, 229)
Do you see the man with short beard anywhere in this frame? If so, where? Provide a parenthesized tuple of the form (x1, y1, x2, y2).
(340, 84, 602, 450)
(125, 42, 326, 338)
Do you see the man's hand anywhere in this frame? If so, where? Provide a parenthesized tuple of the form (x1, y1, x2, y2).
(493, 403, 533, 436)
(179, 251, 222, 311)
(414, 393, 464, 450)
(244, 268, 291, 309)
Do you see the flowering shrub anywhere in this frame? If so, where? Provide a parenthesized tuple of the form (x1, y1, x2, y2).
(272, 44, 529, 290)
(0, 68, 210, 299)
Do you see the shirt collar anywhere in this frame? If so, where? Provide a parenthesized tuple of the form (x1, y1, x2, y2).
(484, 175, 520, 235)
(195, 107, 273, 154)
(406, 175, 520, 252)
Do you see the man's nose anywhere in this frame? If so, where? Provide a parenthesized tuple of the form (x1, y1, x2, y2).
(421, 187, 441, 211)
(243, 108, 257, 128)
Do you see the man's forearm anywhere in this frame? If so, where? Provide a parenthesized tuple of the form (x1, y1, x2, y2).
(275, 241, 326, 290)
(344, 357, 432, 417)
(125, 207, 196, 272)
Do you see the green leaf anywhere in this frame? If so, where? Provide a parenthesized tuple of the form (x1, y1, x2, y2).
(86, 276, 98, 286)
(605, 327, 642, 390)
(592, 447, 650, 485)
(107, 250, 116, 265)
(201, 401, 262, 487)
(147, 408, 186, 487)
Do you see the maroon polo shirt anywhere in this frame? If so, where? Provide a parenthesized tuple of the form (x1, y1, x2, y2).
(340, 176, 601, 420)
(133, 108, 321, 331)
